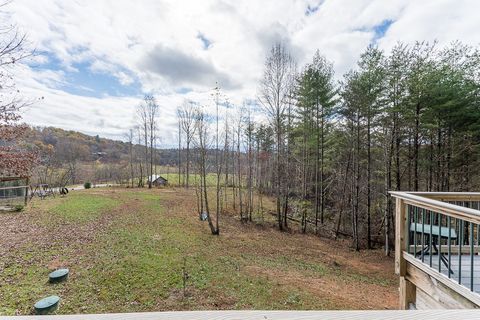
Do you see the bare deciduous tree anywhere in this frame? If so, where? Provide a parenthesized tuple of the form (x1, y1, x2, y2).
(137, 95, 159, 188)
(177, 101, 197, 189)
(258, 42, 296, 231)
(0, 1, 36, 178)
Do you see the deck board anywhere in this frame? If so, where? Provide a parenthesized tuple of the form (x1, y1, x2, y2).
(5, 310, 480, 320)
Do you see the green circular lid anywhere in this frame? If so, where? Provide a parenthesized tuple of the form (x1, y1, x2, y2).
(34, 295, 60, 314)
(49, 268, 69, 283)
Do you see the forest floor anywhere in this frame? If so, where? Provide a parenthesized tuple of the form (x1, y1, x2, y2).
(0, 187, 398, 315)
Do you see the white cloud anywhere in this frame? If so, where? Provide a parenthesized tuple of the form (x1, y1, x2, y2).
(115, 72, 134, 86)
(16, 64, 140, 139)
(378, 0, 480, 51)
(4, 0, 480, 146)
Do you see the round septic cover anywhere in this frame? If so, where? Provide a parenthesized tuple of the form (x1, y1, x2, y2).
(49, 268, 69, 283)
(34, 295, 60, 315)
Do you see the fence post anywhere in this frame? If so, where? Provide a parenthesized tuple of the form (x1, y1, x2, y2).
(24, 177, 29, 206)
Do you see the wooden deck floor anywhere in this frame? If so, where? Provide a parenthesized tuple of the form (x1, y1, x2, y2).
(6, 310, 480, 320)
(415, 253, 480, 292)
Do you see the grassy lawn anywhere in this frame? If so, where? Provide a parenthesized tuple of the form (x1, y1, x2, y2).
(50, 193, 117, 222)
(161, 173, 219, 187)
(0, 188, 397, 315)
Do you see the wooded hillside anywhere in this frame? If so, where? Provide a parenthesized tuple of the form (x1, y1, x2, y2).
(24, 126, 179, 185)
(172, 42, 480, 252)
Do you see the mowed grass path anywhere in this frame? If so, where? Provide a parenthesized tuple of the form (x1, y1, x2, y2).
(0, 188, 397, 315)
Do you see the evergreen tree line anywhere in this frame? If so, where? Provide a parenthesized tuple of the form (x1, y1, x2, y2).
(178, 41, 480, 253)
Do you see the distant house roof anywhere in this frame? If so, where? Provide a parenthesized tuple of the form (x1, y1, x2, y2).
(148, 175, 160, 182)
(148, 175, 168, 182)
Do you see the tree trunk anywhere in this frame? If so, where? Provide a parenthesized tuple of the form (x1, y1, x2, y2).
(367, 106, 372, 249)
(178, 121, 181, 187)
(414, 102, 420, 191)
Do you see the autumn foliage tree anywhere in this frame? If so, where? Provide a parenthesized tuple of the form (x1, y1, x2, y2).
(0, 2, 36, 178)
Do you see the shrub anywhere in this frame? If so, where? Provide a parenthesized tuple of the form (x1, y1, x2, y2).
(84, 182, 92, 189)
(13, 204, 24, 212)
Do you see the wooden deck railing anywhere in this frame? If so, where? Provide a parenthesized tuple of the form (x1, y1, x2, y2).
(390, 191, 480, 309)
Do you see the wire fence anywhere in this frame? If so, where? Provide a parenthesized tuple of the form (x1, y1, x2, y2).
(0, 182, 28, 207)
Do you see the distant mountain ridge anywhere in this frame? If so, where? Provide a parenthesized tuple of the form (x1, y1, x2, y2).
(26, 126, 179, 165)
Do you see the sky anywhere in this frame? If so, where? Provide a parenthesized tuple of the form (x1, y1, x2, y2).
(5, 0, 480, 146)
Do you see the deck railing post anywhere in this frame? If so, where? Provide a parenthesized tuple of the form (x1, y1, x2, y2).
(396, 198, 414, 310)
(399, 276, 416, 310)
(395, 198, 407, 276)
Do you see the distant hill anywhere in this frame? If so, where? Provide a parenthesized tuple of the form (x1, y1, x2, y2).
(26, 126, 179, 166)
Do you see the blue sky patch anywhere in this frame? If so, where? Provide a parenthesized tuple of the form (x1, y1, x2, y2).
(197, 33, 212, 49)
(354, 19, 394, 43)
(372, 19, 394, 41)
(30, 51, 142, 98)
